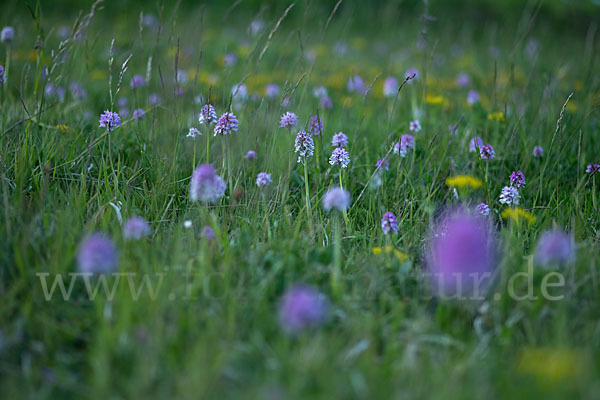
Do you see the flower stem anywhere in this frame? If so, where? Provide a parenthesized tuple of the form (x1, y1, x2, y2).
(332, 215, 342, 298)
(303, 159, 313, 226)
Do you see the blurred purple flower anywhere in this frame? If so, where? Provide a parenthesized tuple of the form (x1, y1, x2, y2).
(331, 132, 348, 148)
(469, 136, 484, 153)
(405, 68, 418, 81)
(256, 172, 273, 188)
(199, 104, 217, 125)
(190, 164, 226, 203)
(320, 95, 333, 109)
(308, 115, 323, 136)
(77, 234, 118, 274)
(409, 120, 421, 133)
(245, 150, 256, 161)
(375, 158, 389, 171)
(427, 211, 496, 296)
(187, 127, 201, 138)
(123, 217, 151, 240)
(1, 26, 14, 43)
(200, 225, 216, 240)
(278, 285, 329, 335)
(130, 74, 146, 89)
(533, 146, 544, 158)
(467, 90, 480, 105)
(265, 83, 280, 98)
(383, 76, 398, 98)
(132, 108, 145, 120)
(347, 75, 365, 93)
(322, 187, 350, 212)
(279, 112, 298, 129)
(535, 230, 574, 267)
(456, 73, 470, 88)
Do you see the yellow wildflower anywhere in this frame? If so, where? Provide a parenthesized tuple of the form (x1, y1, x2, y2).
(517, 347, 580, 384)
(501, 207, 536, 223)
(445, 175, 483, 189)
(56, 124, 69, 133)
(425, 94, 445, 105)
(487, 112, 505, 122)
(372, 246, 408, 263)
(90, 70, 107, 80)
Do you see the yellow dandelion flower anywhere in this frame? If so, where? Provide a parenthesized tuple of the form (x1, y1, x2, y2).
(501, 207, 536, 223)
(445, 175, 483, 189)
(372, 246, 408, 263)
(487, 112, 505, 122)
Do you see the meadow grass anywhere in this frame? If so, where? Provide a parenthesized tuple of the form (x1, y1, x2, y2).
(0, 0, 599, 398)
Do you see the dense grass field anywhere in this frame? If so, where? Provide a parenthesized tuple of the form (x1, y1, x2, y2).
(1, 0, 599, 398)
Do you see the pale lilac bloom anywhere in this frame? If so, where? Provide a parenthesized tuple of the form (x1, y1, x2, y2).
(200, 225, 216, 240)
(467, 90, 480, 105)
(265, 83, 280, 98)
(123, 217, 151, 240)
(69, 82, 87, 100)
(329, 147, 350, 169)
(313, 86, 328, 99)
(279, 112, 298, 129)
(535, 230, 574, 267)
(189, 164, 226, 203)
(308, 115, 323, 136)
(331, 132, 348, 148)
(510, 171, 526, 188)
(1, 27, 14, 43)
(405, 68, 418, 81)
(586, 163, 600, 174)
(456, 73, 471, 88)
(320, 96, 333, 109)
(187, 127, 201, 138)
(480, 144, 495, 160)
(214, 112, 239, 136)
(381, 212, 399, 235)
(383, 77, 398, 98)
(98, 110, 121, 132)
(148, 93, 161, 105)
(409, 120, 421, 133)
(0, 65, 5, 85)
(347, 75, 365, 93)
(256, 172, 273, 188)
(117, 97, 128, 109)
(199, 104, 217, 125)
(77, 234, 118, 274)
(224, 52, 237, 67)
(322, 187, 350, 212)
(469, 136, 484, 153)
(245, 150, 256, 161)
(130, 74, 146, 89)
(231, 83, 248, 105)
(119, 108, 129, 119)
(476, 203, 490, 216)
(499, 186, 520, 206)
(394, 134, 414, 158)
(132, 108, 145, 120)
(375, 158, 389, 171)
(533, 146, 544, 158)
(427, 211, 496, 296)
(278, 285, 329, 335)
(294, 130, 314, 163)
